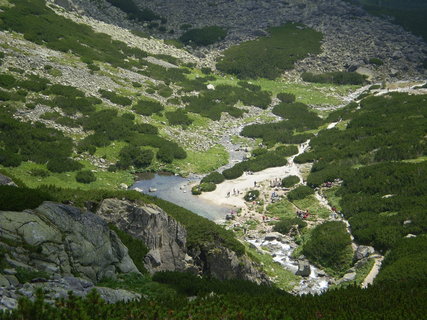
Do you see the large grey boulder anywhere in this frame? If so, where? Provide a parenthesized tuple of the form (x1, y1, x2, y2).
(0, 202, 139, 282)
(96, 198, 188, 273)
(295, 260, 311, 277)
(355, 245, 375, 261)
(0, 174, 17, 187)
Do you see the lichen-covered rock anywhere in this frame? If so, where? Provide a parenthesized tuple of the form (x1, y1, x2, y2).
(96, 198, 188, 273)
(0, 202, 139, 283)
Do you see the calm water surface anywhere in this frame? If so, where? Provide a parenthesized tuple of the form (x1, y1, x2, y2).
(131, 174, 230, 220)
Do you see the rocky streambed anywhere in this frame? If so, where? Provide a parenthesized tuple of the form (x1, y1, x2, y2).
(247, 236, 331, 295)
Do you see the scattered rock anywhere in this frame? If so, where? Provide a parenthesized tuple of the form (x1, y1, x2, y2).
(264, 232, 282, 241)
(355, 245, 375, 261)
(0, 174, 17, 187)
(295, 260, 311, 277)
(0, 274, 9, 287)
(341, 272, 356, 282)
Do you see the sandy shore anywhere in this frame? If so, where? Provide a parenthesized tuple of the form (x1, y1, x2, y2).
(199, 142, 309, 208)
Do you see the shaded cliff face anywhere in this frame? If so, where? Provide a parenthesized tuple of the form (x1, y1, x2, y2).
(0, 202, 139, 283)
(96, 198, 188, 273)
(96, 198, 269, 285)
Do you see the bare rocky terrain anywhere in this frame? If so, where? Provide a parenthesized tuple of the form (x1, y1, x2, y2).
(54, 0, 427, 81)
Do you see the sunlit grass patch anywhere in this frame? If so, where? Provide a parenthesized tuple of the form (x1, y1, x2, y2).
(174, 144, 229, 175)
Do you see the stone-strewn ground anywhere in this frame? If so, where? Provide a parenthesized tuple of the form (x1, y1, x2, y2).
(58, 0, 427, 81)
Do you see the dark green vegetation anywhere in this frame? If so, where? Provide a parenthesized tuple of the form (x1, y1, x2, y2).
(217, 23, 322, 79)
(222, 148, 288, 180)
(132, 99, 164, 116)
(201, 171, 225, 184)
(296, 93, 427, 283)
(273, 217, 307, 234)
(75, 170, 97, 184)
(99, 89, 132, 106)
(277, 92, 296, 103)
(108, 224, 148, 274)
(345, 0, 427, 41)
(287, 185, 314, 201)
(302, 221, 353, 274)
(302, 72, 367, 85)
(0, 185, 51, 211)
(180, 26, 227, 46)
(0, 0, 150, 70)
(1, 272, 425, 319)
(0, 108, 76, 169)
(242, 101, 323, 146)
(182, 83, 271, 120)
(166, 109, 193, 127)
(281, 175, 300, 188)
(191, 182, 216, 195)
(105, 0, 161, 22)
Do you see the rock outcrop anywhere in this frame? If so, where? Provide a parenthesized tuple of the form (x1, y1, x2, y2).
(95, 198, 269, 284)
(96, 198, 188, 273)
(190, 245, 269, 285)
(0, 276, 140, 311)
(0, 174, 17, 187)
(0, 202, 139, 283)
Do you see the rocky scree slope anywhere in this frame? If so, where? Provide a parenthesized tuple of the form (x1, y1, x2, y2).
(58, 0, 427, 81)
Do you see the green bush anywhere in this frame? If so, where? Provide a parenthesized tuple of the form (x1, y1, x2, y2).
(287, 185, 314, 201)
(99, 89, 132, 106)
(47, 84, 85, 97)
(180, 26, 227, 46)
(135, 123, 158, 135)
(302, 221, 353, 274)
(277, 92, 296, 103)
(75, 170, 97, 184)
(244, 190, 260, 202)
(156, 147, 174, 163)
(166, 109, 193, 127)
(47, 158, 83, 173)
(281, 175, 300, 188)
(217, 23, 322, 79)
(132, 99, 164, 116)
(0, 186, 51, 211)
(191, 185, 202, 195)
(273, 217, 307, 234)
(302, 72, 367, 85)
(118, 146, 153, 169)
(192, 182, 216, 194)
(201, 172, 225, 184)
(0, 73, 17, 89)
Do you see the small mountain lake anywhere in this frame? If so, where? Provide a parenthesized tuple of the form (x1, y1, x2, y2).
(131, 174, 231, 220)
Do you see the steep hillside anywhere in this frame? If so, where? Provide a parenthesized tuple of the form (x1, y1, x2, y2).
(0, 0, 426, 318)
(61, 0, 427, 81)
